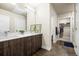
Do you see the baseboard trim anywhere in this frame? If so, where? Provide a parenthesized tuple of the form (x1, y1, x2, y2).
(41, 46, 51, 51)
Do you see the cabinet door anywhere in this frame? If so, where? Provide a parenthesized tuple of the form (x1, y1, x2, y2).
(9, 39, 23, 56)
(24, 37, 31, 56)
(9, 39, 19, 56)
(31, 35, 42, 55)
(35, 34, 42, 51)
(38, 34, 42, 49)
(34, 35, 39, 51)
(31, 36, 36, 54)
(4, 41, 11, 56)
(0, 42, 4, 56)
(20, 38, 24, 56)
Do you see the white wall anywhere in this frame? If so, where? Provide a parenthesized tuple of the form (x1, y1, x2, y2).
(74, 4, 79, 55)
(0, 9, 26, 32)
(36, 3, 51, 50)
(26, 3, 58, 50)
(50, 4, 58, 43)
(27, 3, 52, 50)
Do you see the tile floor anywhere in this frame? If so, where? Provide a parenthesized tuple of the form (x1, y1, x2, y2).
(33, 40, 76, 56)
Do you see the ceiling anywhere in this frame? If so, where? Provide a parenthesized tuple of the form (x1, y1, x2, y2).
(0, 3, 27, 15)
(0, 3, 75, 16)
(52, 3, 74, 15)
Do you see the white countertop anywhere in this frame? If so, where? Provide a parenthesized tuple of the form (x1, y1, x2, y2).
(0, 32, 42, 42)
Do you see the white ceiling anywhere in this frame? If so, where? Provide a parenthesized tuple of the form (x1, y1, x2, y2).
(0, 3, 27, 15)
(0, 3, 39, 16)
(0, 3, 75, 16)
(52, 3, 74, 15)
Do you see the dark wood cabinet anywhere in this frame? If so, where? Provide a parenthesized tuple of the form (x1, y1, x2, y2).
(35, 35, 42, 50)
(0, 34, 42, 56)
(23, 34, 42, 56)
(31, 36, 36, 54)
(9, 38, 24, 56)
(31, 34, 42, 55)
(0, 42, 4, 56)
(24, 37, 32, 56)
(4, 41, 11, 56)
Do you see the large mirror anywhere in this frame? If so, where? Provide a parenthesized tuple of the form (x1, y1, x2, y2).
(0, 3, 39, 36)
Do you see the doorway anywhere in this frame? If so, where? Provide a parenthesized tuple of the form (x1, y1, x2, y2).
(58, 20, 71, 42)
(56, 17, 75, 48)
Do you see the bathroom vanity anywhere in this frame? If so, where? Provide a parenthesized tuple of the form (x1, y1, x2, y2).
(0, 32, 42, 56)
